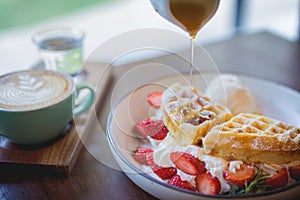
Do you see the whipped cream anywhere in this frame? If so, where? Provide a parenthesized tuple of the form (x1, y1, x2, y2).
(201, 155, 231, 193)
(228, 161, 244, 173)
(153, 134, 201, 167)
(152, 135, 233, 193)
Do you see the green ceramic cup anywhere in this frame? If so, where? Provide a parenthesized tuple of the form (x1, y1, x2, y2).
(0, 70, 95, 144)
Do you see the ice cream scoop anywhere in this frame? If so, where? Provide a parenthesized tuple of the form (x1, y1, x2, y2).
(205, 74, 259, 115)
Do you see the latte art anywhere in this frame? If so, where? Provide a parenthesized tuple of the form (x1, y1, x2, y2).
(0, 70, 73, 111)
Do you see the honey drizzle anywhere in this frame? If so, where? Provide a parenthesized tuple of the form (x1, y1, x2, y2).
(169, 0, 220, 87)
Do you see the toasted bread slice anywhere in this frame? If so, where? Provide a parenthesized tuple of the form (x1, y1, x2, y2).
(161, 83, 232, 145)
(203, 113, 300, 164)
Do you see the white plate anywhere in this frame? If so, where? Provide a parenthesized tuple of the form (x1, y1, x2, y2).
(106, 73, 300, 200)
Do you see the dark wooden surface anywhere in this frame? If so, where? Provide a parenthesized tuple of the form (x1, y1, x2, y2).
(0, 32, 299, 200)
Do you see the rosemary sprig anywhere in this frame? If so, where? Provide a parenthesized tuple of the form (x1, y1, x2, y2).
(228, 166, 270, 195)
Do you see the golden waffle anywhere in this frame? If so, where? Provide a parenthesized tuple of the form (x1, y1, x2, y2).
(203, 113, 300, 164)
(161, 83, 232, 145)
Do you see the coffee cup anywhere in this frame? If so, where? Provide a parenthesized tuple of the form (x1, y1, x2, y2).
(0, 69, 95, 144)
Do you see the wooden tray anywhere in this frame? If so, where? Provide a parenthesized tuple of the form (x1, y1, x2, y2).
(0, 63, 111, 176)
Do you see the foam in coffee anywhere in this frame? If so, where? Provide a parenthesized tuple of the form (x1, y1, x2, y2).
(0, 70, 73, 111)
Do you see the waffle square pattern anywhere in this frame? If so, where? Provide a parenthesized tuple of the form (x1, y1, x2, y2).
(203, 113, 300, 164)
(161, 83, 232, 145)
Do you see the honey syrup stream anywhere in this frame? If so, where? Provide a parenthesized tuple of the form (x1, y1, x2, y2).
(169, 0, 220, 87)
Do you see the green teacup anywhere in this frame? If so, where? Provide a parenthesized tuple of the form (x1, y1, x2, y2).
(0, 70, 95, 144)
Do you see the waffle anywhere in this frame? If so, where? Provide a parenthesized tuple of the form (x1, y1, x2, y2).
(161, 83, 232, 145)
(203, 113, 300, 164)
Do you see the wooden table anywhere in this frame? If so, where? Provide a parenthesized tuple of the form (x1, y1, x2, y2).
(0, 32, 299, 200)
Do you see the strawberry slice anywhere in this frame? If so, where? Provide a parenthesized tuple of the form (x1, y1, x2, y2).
(154, 167, 177, 181)
(146, 153, 177, 180)
(134, 119, 168, 140)
(263, 168, 288, 189)
(132, 147, 153, 165)
(223, 164, 255, 187)
(289, 164, 300, 181)
(195, 172, 221, 195)
(151, 125, 168, 140)
(170, 152, 206, 176)
(147, 92, 162, 108)
(168, 174, 195, 191)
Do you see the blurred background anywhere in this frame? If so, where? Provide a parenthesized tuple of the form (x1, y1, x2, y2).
(0, 0, 298, 75)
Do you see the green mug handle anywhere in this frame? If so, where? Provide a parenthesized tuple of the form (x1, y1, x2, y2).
(73, 82, 95, 116)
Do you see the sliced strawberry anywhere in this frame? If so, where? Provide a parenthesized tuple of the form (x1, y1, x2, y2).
(132, 147, 153, 165)
(195, 172, 221, 195)
(134, 119, 168, 140)
(170, 152, 206, 176)
(168, 174, 195, 191)
(134, 119, 159, 137)
(146, 153, 177, 180)
(289, 164, 300, 181)
(223, 164, 255, 187)
(147, 92, 162, 108)
(153, 166, 177, 181)
(151, 125, 168, 140)
(263, 168, 288, 189)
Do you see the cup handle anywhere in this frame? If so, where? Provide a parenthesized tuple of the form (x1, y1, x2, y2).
(73, 82, 95, 116)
